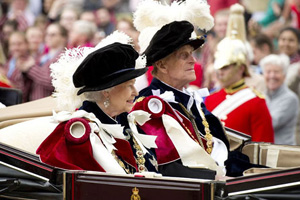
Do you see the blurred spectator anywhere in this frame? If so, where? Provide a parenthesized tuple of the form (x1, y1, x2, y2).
(1, 20, 18, 59)
(258, 0, 285, 28)
(201, 9, 230, 68)
(279, 27, 300, 145)
(201, 9, 230, 91)
(46, 0, 67, 21)
(19, 23, 68, 101)
(0, 43, 11, 87)
(278, 27, 300, 63)
(92, 29, 106, 47)
(261, 54, 298, 145)
(43, 0, 59, 16)
(250, 33, 274, 74)
(33, 14, 48, 34)
(68, 20, 97, 48)
(1, 31, 33, 101)
(7, 0, 35, 30)
(80, 10, 97, 24)
(102, 0, 122, 12)
(59, 6, 81, 32)
(96, 7, 115, 35)
(83, 0, 103, 11)
(116, 17, 139, 51)
(25, 26, 45, 59)
(280, 0, 300, 29)
(28, 0, 42, 17)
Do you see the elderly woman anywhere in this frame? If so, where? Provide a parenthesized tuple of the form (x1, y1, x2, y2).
(36, 32, 158, 174)
(261, 54, 299, 145)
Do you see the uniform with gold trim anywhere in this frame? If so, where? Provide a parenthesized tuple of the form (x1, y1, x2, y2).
(205, 79, 274, 142)
(204, 4, 274, 143)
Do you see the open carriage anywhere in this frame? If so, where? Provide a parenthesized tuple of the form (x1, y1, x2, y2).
(0, 97, 300, 200)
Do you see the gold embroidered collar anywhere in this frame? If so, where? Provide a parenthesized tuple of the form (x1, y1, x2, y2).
(224, 79, 247, 94)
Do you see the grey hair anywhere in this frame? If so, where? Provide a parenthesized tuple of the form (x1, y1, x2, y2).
(73, 20, 97, 41)
(260, 54, 290, 75)
(83, 87, 113, 102)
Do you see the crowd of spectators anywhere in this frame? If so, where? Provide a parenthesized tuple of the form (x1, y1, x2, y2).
(0, 0, 300, 145)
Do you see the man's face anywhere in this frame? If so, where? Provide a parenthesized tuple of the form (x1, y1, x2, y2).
(214, 15, 228, 39)
(216, 64, 243, 88)
(251, 41, 270, 65)
(161, 45, 196, 89)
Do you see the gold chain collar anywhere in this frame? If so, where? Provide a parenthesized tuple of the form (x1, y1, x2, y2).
(179, 103, 213, 154)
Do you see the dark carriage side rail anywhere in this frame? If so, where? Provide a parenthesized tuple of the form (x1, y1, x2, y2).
(224, 167, 300, 196)
(0, 142, 64, 185)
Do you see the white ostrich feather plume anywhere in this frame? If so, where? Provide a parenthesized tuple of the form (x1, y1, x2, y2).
(51, 31, 136, 112)
(138, 26, 160, 53)
(133, 0, 166, 32)
(50, 47, 90, 111)
(134, 0, 214, 32)
(180, 0, 214, 31)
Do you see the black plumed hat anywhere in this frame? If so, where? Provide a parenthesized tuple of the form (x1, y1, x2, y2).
(143, 20, 206, 66)
(73, 42, 147, 95)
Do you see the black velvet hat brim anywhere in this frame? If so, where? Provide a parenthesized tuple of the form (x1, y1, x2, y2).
(77, 67, 148, 95)
(146, 37, 205, 66)
(143, 21, 207, 66)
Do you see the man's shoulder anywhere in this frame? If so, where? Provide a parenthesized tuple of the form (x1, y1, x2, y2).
(137, 86, 153, 98)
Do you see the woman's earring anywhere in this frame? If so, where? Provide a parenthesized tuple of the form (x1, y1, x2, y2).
(104, 98, 110, 108)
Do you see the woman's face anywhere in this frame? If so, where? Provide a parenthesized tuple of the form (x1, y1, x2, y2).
(60, 9, 78, 31)
(106, 79, 138, 116)
(278, 30, 299, 57)
(9, 33, 28, 58)
(263, 63, 285, 92)
(45, 24, 66, 49)
(26, 27, 44, 52)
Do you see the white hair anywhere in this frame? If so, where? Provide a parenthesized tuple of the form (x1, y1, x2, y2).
(73, 20, 97, 40)
(260, 54, 290, 75)
(83, 87, 113, 103)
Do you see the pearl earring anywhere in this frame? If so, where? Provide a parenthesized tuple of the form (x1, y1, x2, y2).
(104, 98, 110, 108)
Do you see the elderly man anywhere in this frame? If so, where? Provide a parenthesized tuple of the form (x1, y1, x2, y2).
(136, 20, 230, 179)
